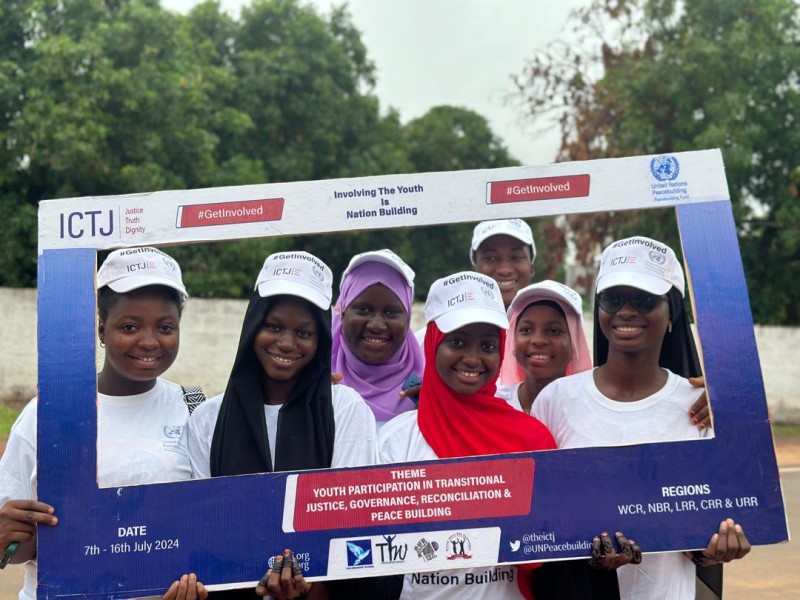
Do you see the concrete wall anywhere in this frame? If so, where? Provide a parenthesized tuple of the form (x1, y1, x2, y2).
(2, 288, 799, 422)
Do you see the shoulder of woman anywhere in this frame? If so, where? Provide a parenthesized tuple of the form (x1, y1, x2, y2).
(157, 378, 185, 399)
(376, 411, 421, 464)
(331, 383, 367, 406)
(332, 384, 376, 420)
(377, 411, 418, 443)
(668, 371, 705, 398)
(187, 393, 223, 425)
(495, 381, 523, 401)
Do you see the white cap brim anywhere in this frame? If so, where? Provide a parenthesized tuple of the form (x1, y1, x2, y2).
(435, 307, 510, 333)
(257, 280, 330, 310)
(342, 253, 414, 288)
(508, 285, 581, 319)
(107, 276, 188, 299)
(596, 272, 672, 296)
(469, 220, 535, 265)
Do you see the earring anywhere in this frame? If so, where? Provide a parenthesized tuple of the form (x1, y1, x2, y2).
(99, 339, 106, 348)
(668, 321, 673, 334)
(512, 350, 518, 357)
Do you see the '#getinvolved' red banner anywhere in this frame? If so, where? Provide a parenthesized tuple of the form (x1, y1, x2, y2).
(487, 175, 590, 204)
(282, 458, 536, 532)
(176, 198, 285, 228)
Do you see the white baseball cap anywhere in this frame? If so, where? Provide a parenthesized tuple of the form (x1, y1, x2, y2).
(596, 236, 685, 297)
(508, 280, 583, 320)
(255, 251, 333, 310)
(97, 247, 188, 299)
(340, 249, 415, 290)
(424, 271, 509, 333)
(470, 219, 536, 265)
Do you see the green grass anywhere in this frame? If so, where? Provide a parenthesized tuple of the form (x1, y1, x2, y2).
(0, 404, 20, 439)
(772, 423, 800, 439)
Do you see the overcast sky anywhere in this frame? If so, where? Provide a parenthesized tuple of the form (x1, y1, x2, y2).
(161, 0, 586, 165)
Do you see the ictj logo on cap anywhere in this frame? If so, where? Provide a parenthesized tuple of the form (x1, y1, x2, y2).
(447, 292, 474, 307)
(273, 267, 301, 277)
(126, 260, 158, 273)
(610, 256, 637, 267)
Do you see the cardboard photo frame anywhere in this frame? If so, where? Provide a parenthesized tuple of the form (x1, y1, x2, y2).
(34, 149, 788, 598)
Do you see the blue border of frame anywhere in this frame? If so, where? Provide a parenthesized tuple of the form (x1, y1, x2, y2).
(34, 200, 787, 598)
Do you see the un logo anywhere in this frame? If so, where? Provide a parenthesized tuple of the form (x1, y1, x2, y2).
(650, 155, 680, 181)
(163, 425, 183, 439)
(649, 250, 666, 265)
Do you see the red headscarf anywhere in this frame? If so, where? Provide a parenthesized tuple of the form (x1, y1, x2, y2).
(417, 321, 556, 458)
(416, 321, 556, 600)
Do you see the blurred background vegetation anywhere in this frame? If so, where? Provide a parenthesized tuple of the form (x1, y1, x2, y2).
(1, 0, 797, 323)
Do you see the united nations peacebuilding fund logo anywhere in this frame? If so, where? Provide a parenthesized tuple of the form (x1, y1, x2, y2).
(649, 250, 666, 265)
(649, 155, 680, 181)
(446, 533, 472, 560)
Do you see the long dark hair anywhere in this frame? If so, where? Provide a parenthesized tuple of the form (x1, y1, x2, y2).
(209, 293, 335, 476)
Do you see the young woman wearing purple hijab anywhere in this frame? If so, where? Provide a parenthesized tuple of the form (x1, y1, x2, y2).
(331, 250, 425, 429)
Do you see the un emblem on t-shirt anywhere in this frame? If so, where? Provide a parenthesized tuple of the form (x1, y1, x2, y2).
(163, 425, 183, 439)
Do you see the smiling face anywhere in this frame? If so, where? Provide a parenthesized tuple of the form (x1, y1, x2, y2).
(97, 286, 180, 395)
(435, 323, 501, 395)
(342, 284, 409, 364)
(514, 303, 572, 383)
(252, 296, 319, 385)
(473, 234, 534, 307)
(597, 285, 670, 355)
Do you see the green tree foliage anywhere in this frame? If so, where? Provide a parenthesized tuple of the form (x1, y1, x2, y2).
(308, 105, 523, 296)
(400, 106, 523, 296)
(1, 0, 520, 298)
(515, 0, 800, 323)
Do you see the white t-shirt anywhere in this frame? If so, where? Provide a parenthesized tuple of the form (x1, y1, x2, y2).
(495, 382, 524, 413)
(0, 379, 193, 600)
(187, 384, 377, 478)
(378, 412, 524, 600)
(413, 325, 426, 348)
(531, 368, 709, 600)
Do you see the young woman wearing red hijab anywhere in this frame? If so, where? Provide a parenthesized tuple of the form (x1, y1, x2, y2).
(378, 272, 619, 600)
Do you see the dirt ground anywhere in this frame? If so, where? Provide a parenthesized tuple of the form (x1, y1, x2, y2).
(777, 438, 800, 466)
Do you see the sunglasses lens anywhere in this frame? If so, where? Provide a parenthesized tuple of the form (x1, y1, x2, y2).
(598, 293, 623, 313)
(598, 292, 662, 313)
(631, 294, 658, 312)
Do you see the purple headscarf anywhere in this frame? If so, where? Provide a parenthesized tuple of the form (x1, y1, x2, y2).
(332, 262, 424, 422)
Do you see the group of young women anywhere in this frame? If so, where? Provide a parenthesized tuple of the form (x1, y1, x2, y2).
(0, 220, 749, 600)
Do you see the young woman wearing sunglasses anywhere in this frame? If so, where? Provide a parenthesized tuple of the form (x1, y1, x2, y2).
(531, 236, 750, 600)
